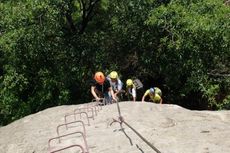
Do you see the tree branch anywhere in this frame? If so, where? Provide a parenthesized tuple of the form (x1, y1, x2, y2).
(79, 0, 100, 34)
(65, 11, 77, 33)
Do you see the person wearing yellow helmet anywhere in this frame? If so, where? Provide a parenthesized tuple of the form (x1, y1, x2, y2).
(141, 87, 162, 104)
(109, 71, 118, 79)
(107, 71, 123, 100)
(126, 79, 136, 102)
(90, 71, 116, 104)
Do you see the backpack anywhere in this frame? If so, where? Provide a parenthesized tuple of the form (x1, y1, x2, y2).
(133, 78, 143, 89)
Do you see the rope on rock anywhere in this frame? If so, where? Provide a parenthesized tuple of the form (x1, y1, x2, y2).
(113, 100, 162, 153)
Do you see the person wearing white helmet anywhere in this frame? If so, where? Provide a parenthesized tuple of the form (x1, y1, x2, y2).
(141, 87, 162, 104)
(107, 71, 123, 100)
(126, 79, 136, 102)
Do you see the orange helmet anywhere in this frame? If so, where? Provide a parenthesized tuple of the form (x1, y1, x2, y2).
(94, 72, 105, 84)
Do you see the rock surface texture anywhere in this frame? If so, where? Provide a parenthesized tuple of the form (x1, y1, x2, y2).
(1, 102, 230, 153)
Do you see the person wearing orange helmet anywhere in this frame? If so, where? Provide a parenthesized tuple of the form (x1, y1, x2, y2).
(107, 71, 123, 100)
(91, 71, 116, 104)
(126, 79, 136, 102)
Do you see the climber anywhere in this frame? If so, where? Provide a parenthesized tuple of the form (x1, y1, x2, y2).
(141, 87, 162, 104)
(107, 71, 123, 100)
(91, 71, 116, 104)
(126, 79, 136, 102)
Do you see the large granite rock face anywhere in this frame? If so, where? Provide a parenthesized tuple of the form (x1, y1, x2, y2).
(0, 102, 230, 153)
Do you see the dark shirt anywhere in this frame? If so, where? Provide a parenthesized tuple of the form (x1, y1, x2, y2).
(90, 79, 111, 94)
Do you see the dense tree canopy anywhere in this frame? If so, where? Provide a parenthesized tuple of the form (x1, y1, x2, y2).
(0, 0, 229, 125)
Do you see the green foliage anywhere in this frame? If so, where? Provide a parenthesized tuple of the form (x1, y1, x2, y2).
(145, 0, 230, 108)
(0, 0, 230, 125)
(0, 0, 69, 124)
(221, 95, 230, 110)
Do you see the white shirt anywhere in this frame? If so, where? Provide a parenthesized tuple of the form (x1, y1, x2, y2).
(107, 76, 123, 91)
(128, 87, 136, 98)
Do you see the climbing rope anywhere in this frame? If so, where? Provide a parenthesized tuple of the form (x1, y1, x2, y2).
(112, 100, 162, 153)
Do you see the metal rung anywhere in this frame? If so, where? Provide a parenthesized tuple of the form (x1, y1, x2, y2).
(91, 100, 103, 110)
(48, 131, 89, 153)
(92, 98, 105, 106)
(49, 144, 86, 153)
(74, 107, 95, 119)
(85, 104, 100, 115)
(57, 120, 87, 142)
(64, 112, 90, 126)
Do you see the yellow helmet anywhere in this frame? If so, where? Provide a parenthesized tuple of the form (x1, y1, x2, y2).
(126, 79, 133, 86)
(110, 71, 118, 79)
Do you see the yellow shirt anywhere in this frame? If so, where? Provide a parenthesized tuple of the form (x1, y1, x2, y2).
(144, 89, 162, 103)
(154, 87, 162, 96)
